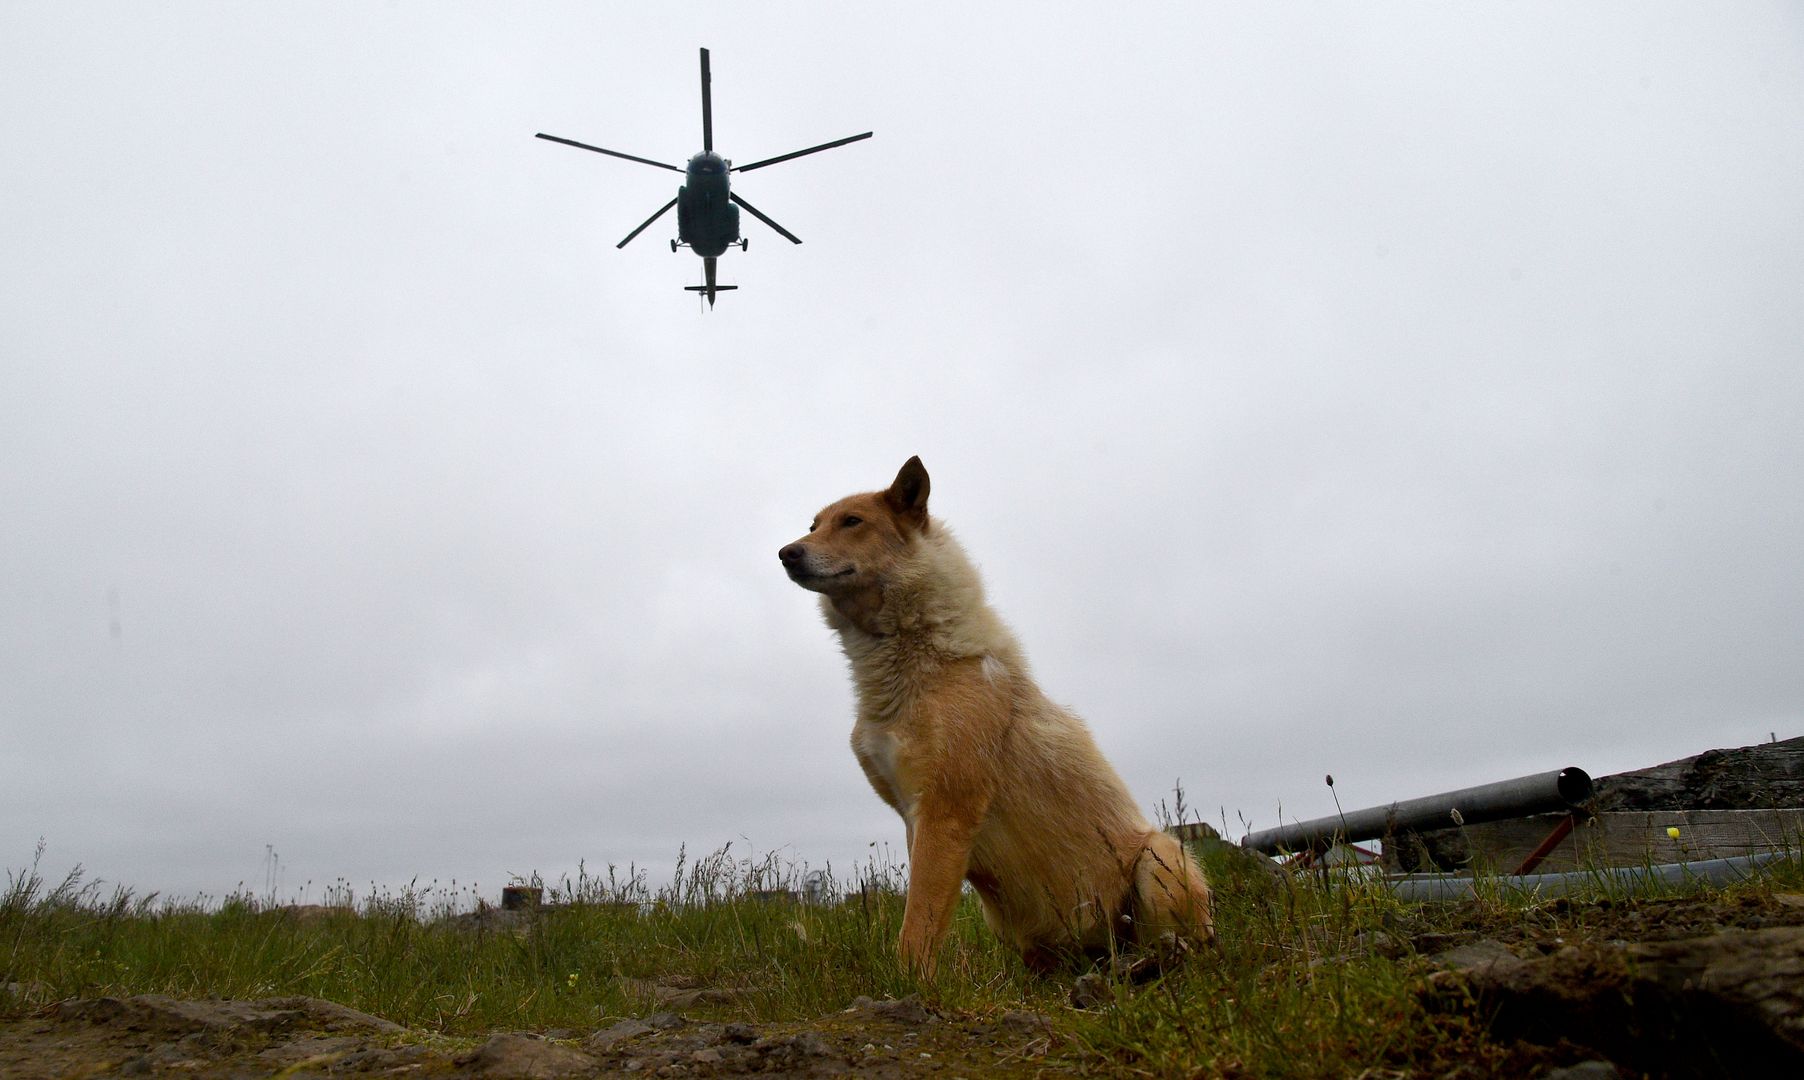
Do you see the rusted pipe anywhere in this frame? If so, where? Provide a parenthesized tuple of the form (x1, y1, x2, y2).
(1240, 767, 1594, 854)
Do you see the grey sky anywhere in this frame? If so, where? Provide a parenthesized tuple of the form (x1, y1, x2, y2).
(3, 2, 1801, 902)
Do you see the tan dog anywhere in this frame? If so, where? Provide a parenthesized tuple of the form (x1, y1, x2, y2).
(779, 457, 1212, 976)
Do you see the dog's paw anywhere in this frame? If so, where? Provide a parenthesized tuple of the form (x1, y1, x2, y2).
(1155, 930, 1198, 962)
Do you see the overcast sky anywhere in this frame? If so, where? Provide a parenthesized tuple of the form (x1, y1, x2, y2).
(4, 2, 1801, 905)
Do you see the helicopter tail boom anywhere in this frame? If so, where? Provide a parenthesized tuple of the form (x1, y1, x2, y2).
(683, 254, 737, 308)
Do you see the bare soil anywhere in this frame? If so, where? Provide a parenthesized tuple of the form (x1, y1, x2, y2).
(0, 990, 1053, 1079)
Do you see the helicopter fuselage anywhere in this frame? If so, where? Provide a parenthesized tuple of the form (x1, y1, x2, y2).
(535, 47, 869, 306)
(676, 153, 738, 257)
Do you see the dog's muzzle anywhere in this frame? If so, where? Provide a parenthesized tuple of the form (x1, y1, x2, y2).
(779, 543, 852, 586)
(778, 542, 818, 583)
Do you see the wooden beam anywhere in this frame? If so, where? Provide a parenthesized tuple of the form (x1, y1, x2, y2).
(1382, 809, 1804, 873)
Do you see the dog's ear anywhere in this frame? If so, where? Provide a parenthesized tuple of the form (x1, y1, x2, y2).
(884, 456, 930, 525)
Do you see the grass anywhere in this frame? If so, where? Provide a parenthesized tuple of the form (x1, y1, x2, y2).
(5, 836, 1801, 1077)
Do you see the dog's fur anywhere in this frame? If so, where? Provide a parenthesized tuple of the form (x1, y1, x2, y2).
(779, 457, 1212, 976)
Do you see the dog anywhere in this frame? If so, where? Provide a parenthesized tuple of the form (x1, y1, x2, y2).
(778, 456, 1212, 976)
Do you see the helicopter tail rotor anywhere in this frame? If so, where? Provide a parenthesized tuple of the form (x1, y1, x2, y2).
(683, 255, 738, 307)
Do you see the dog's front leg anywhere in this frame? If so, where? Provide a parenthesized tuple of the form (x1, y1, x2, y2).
(898, 808, 977, 979)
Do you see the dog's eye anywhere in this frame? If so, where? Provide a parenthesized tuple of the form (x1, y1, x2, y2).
(841, 515, 863, 528)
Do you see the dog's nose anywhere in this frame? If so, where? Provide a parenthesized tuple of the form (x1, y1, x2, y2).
(778, 543, 805, 565)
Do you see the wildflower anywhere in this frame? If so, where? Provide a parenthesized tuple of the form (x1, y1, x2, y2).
(567, 972, 579, 990)
(1667, 826, 1681, 840)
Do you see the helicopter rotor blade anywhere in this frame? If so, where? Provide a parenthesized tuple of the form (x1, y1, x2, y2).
(535, 133, 683, 173)
(700, 48, 713, 154)
(731, 131, 873, 173)
(729, 192, 801, 245)
(617, 196, 679, 249)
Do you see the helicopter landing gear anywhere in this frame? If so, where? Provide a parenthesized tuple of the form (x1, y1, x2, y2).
(670, 239, 679, 253)
(737, 238, 749, 252)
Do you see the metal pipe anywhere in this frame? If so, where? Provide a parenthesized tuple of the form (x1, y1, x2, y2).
(1386, 852, 1785, 902)
(1240, 768, 1594, 854)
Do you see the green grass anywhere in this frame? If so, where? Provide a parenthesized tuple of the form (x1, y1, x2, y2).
(5, 839, 1800, 1077)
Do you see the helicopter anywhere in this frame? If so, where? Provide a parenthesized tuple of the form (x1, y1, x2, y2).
(536, 48, 872, 307)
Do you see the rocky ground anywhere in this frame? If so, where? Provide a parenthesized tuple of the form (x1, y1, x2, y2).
(1417, 891, 1804, 1077)
(5, 891, 1804, 1078)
